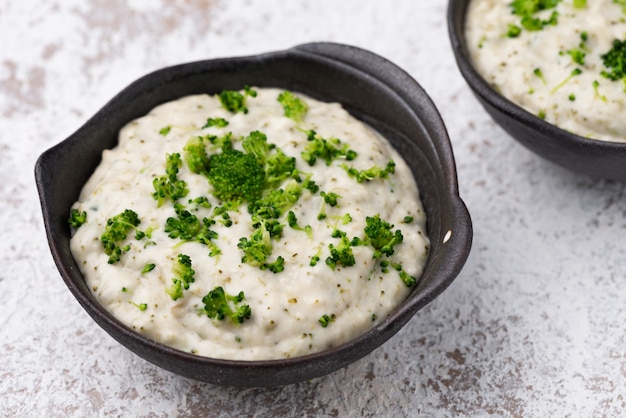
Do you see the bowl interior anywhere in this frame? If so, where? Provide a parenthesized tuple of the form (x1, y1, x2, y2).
(35, 42, 472, 387)
(447, 0, 626, 181)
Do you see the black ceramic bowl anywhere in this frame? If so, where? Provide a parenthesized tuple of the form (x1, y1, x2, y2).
(35, 42, 472, 387)
(448, 0, 626, 181)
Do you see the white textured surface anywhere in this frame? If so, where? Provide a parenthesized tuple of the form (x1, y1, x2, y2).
(2, 1, 626, 416)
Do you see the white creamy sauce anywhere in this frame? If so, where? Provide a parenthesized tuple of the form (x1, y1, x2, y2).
(466, 0, 626, 142)
(69, 88, 429, 361)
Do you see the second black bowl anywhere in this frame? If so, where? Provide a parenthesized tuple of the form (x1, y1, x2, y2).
(448, 0, 626, 181)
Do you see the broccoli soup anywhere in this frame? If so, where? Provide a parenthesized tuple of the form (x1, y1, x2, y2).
(466, 0, 626, 142)
(69, 87, 429, 361)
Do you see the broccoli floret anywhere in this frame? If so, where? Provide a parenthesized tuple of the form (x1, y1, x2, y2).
(238, 225, 272, 267)
(207, 149, 265, 204)
(101, 209, 143, 264)
(165, 253, 195, 301)
(202, 286, 251, 325)
(202, 117, 229, 128)
(242, 130, 273, 163)
(287, 210, 312, 237)
(277, 90, 308, 123)
(509, 0, 560, 34)
(159, 125, 171, 136)
(129, 300, 148, 311)
(249, 180, 302, 221)
(364, 214, 404, 258)
(242, 130, 296, 188)
(152, 153, 189, 207)
(141, 263, 156, 274)
(319, 314, 336, 328)
(165, 205, 220, 256)
(601, 39, 626, 84)
(342, 160, 395, 183)
(68, 208, 87, 228)
(301, 130, 357, 166)
(218, 86, 257, 114)
(320, 191, 341, 207)
(261, 256, 285, 273)
(183, 136, 211, 175)
(326, 235, 356, 270)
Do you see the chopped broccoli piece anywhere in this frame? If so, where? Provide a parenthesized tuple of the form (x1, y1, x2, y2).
(141, 263, 156, 274)
(261, 256, 285, 273)
(403, 216, 414, 223)
(183, 136, 211, 175)
(509, 0, 561, 34)
(202, 117, 229, 128)
(129, 300, 148, 311)
(364, 214, 404, 258)
(218, 86, 257, 114)
(238, 225, 272, 267)
(319, 314, 335, 328)
(277, 90, 308, 123)
(326, 235, 356, 270)
(159, 125, 172, 136)
(165, 205, 220, 256)
(100, 209, 143, 264)
(342, 160, 395, 183)
(399, 270, 417, 287)
(320, 191, 341, 207)
(242, 130, 296, 188)
(550, 68, 583, 94)
(287, 210, 312, 237)
(165, 253, 195, 301)
(68, 208, 87, 228)
(202, 286, 251, 325)
(249, 180, 302, 221)
(152, 153, 189, 207)
(600, 39, 626, 84)
(301, 130, 357, 166)
(207, 149, 265, 204)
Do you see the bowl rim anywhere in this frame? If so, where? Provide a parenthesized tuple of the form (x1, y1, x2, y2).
(447, 0, 626, 152)
(35, 41, 473, 386)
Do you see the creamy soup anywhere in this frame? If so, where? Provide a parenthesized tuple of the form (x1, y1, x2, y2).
(466, 0, 626, 142)
(69, 87, 429, 360)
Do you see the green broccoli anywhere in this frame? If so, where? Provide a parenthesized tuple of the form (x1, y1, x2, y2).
(364, 214, 404, 258)
(237, 225, 273, 267)
(250, 180, 302, 221)
(165, 253, 195, 301)
(600, 39, 626, 85)
(342, 160, 395, 183)
(277, 90, 308, 123)
(101, 209, 143, 264)
(152, 153, 189, 207)
(242, 130, 296, 188)
(319, 314, 336, 328)
(207, 149, 265, 205)
(68, 208, 87, 228)
(141, 263, 156, 274)
(183, 136, 211, 175)
(202, 117, 229, 129)
(287, 210, 312, 237)
(159, 125, 172, 136)
(218, 86, 257, 114)
(301, 130, 357, 166)
(202, 286, 251, 325)
(509, 0, 561, 34)
(165, 205, 221, 256)
(326, 235, 356, 270)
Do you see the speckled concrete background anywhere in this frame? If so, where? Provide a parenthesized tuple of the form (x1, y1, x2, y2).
(2, 1, 626, 416)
